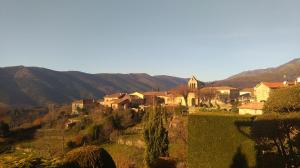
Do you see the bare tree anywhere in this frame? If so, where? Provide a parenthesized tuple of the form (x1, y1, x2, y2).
(198, 87, 217, 105)
(171, 85, 190, 106)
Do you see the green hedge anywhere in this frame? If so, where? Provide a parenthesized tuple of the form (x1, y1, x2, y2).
(188, 114, 256, 168)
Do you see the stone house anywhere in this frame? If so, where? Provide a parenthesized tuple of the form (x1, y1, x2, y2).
(214, 86, 240, 101)
(254, 79, 300, 102)
(110, 96, 131, 110)
(162, 92, 186, 106)
(239, 88, 255, 103)
(254, 82, 286, 102)
(72, 99, 95, 114)
(101, 93, 127, 107)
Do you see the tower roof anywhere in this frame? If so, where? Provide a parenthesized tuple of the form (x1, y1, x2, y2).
(190, 75, 198, 81)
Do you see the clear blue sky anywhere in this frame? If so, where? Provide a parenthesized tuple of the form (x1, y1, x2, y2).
(0, 0, 299, 81)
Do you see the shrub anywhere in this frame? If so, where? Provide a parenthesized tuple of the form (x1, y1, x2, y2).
(12, 157, 44, 168)
(64, 145, 116, 168)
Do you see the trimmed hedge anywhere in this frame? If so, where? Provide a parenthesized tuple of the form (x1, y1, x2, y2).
(64, 145, 116, 168)
(188, 114, 256, 168)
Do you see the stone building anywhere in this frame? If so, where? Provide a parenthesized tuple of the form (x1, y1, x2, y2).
(101, 93, 127, 107)
(72, 99, 95, 114)
(187, 76, 201, 107)
(188, 76, 201, 90)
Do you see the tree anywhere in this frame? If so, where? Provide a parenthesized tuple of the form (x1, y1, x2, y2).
(250, 115, 300, 168)
(264, 86, 300, 113)
(144, 106, 169, 168)
(171, 85, 190, 107)
(0, 121, 9, 137)
(198, 87, 217, 105)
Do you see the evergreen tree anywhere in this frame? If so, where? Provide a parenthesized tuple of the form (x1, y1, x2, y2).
(144, 106, 169, 168)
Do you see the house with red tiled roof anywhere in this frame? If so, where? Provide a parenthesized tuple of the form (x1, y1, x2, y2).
(254, 81, 295, 102)
(239, 88, 255, 103)
(142, 91, 186, 106)
(214, 86, 240, 100)
(110, 95, 131, 110)
(101, 93, 127, 108)
(239, 102, 264, 115)
(240, 88, 254, 96)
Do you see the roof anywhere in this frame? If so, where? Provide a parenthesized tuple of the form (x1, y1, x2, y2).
(214, 86, 237, 91)
(72, 99, 94, 104)
(188, 76, 201, 84)
(167, 92, 184, 97)
(111, 95, 130, 104)
(240, 88, 254, 93)
(261, 82, 285, 89)
(143, 91, 167, 97)
(104, 93, 126, 98)
(190, 75, 198, 81)
(239, 102, 264, 110)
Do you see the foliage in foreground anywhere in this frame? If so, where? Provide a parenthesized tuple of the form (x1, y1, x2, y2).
(264, 85, 300, 113)
(63, 145, 116, 168)
(250, 114, 300, 168)
(11, 145, 116, 168)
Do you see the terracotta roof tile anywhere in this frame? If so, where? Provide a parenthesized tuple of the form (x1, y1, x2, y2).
(239, 102, 264, 110)
(143, 91, 167, 96)
(261, 82, 285, 88)
(214, 86, 238, 90)
(240, 88, 254, 92)
(104, 93, 126, 98)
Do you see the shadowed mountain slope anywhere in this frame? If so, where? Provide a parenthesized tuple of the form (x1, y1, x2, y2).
(213, 58, 300, 88)
(0, 66, 187, 107)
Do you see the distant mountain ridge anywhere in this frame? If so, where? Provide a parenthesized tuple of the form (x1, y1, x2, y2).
(1, 58, 299, 107)
(213, 58, 300, 88)
(0, 66, 187, 107)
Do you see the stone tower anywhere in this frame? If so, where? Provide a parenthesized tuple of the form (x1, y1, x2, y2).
(188, 76, 199, 90)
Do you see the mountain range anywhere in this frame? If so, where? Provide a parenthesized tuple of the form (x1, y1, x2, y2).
(214, 58, 300, 88)
(0, 58, 299, 107)
(0, 66, 186, 107)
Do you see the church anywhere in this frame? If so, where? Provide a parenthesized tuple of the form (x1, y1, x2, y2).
(187, 76, 202, 107)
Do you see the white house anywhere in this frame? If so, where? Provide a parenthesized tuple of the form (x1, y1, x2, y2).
(239, 102, 264, 115)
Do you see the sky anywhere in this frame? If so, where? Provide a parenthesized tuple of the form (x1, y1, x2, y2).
(0, 0, 300, 81)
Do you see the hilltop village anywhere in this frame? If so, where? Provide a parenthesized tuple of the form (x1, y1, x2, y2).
(72, 76, 300, 116)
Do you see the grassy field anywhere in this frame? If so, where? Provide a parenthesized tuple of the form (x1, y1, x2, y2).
(188, 113, 256, 168)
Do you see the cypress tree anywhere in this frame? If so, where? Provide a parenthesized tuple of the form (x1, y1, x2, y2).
(144, 106, 169, 168)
